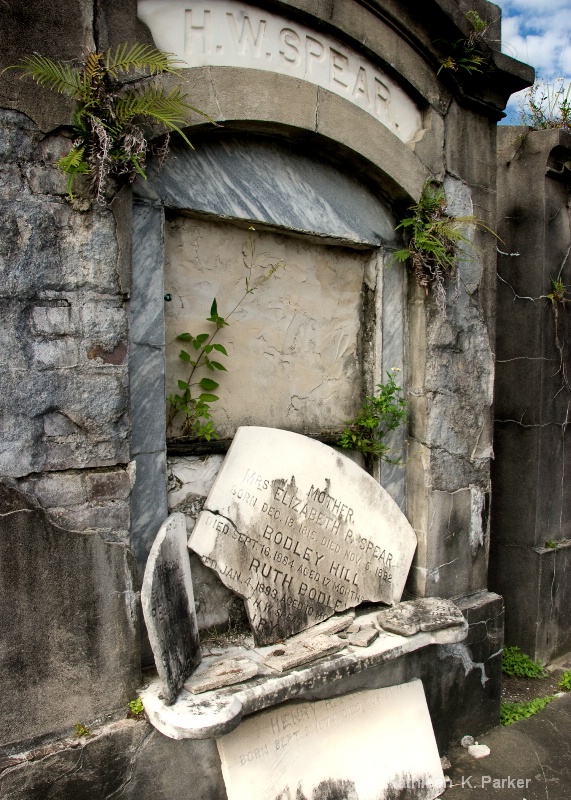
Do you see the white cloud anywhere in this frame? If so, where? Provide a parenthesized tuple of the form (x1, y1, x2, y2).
(499, 2, 571, 78)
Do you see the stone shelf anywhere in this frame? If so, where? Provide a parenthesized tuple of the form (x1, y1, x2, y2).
(140, 609, 468, 740)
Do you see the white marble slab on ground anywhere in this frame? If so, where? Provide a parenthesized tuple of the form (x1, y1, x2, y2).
(189, 427, 417, 644)
(217, 679, 446, 800)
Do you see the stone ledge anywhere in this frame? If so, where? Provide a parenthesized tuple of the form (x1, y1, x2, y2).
(140, 609, 467, 740)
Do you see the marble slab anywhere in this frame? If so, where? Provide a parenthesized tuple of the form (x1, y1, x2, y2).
(138, 0, 422, 143)
(142, 513, 201, 704)
(217, 680, 446, 800)
(189, 427, 417, 645)
(139, 606, 468, 739)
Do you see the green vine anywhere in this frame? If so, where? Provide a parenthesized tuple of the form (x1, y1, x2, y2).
(10, 44, 213, 202)
(167, 228, 285, 441)
(338, 370, 407, 462)
(392, 180, 494, 316)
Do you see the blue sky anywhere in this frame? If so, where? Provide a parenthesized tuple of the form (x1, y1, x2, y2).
(497, 0, 571, 122)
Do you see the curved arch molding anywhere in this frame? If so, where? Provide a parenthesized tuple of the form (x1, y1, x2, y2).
(136, 134, 397, 247)
(138, 0, 422, 142)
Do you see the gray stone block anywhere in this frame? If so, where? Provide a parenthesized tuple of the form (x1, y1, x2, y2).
(490, 543, 571, 662)
(0, 483, 140, 747)
(130, 203, 165, 347)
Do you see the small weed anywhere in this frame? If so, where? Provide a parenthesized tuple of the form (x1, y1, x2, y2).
(437, 10, 489, 76)
(500, 695, 555, 726)
(544, 539, 559, 549)
(74, 722, 90, 737)
(558, 671, 571, 691)
(127, 697, 145, 717)
(546, 277, 568, 305)
(338, 369, 407, 461)
(520, 77, 571, 130)
(502, 646, 547, 678)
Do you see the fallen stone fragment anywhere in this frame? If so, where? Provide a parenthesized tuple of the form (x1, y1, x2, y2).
(184, 657, 258, 694)
(415, 597, 466, 631)
(347, 626, 379, 647)
(263, 634, 344, 672)
(440, 756, 452, 771)
(377, 602, 421, 636)
(468, 743, 490, 759)
(294, 612, 355, 641)
(461, 735, 475, 748)
(377, 597, 465, 637)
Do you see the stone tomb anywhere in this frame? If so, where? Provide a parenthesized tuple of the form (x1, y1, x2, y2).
(141, 513, 201, 704)
(216, 680, 446, 800)
(188, 427, 417, 645)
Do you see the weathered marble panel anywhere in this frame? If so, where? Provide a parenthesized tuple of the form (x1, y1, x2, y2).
(137, 134, 396, 247)
(189, 427, 417, 644)
(165, 218, 370, 439)
(217, 681, 445, 800)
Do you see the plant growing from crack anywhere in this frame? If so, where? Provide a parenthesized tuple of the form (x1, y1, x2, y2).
(438, 10, 491, 76)
(167, 228, 285, 440)
(392, 180, 495, 316)
(127, 696, 145, 718)
(74, 721, 90, 737)
(546, 276, 569, 305)
(338, 368, 407, 462)
(9, 44, 213, 202)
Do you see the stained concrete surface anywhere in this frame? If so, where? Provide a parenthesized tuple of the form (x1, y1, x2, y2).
(443, 689, 571, 799)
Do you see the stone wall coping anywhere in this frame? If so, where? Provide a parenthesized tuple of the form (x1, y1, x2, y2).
(139, 607, 467, 739)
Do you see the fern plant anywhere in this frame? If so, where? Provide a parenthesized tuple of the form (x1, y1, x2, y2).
(392, 180, 493, 316)
(438, 10, 489, 76)
(13, 44, 212, 202)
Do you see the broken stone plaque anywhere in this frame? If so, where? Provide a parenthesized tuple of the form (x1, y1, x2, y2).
(346, 625, 379, 647)
(217, 680, 446, 800)
(184, 657, 258, 694)
(189, 427, 417, 645)
(263, 634, 345, 673)
(377, 597, 465, 637)
(142, 513, 201, 704)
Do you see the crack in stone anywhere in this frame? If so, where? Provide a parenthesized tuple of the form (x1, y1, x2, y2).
(104, 727, 154, 799)
(439, 642, 489, 686)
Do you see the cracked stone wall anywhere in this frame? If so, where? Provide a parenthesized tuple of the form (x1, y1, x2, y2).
(0, 0, 145, 766)
(0, 0, 532, 794)
(492, 127, 571, 662)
